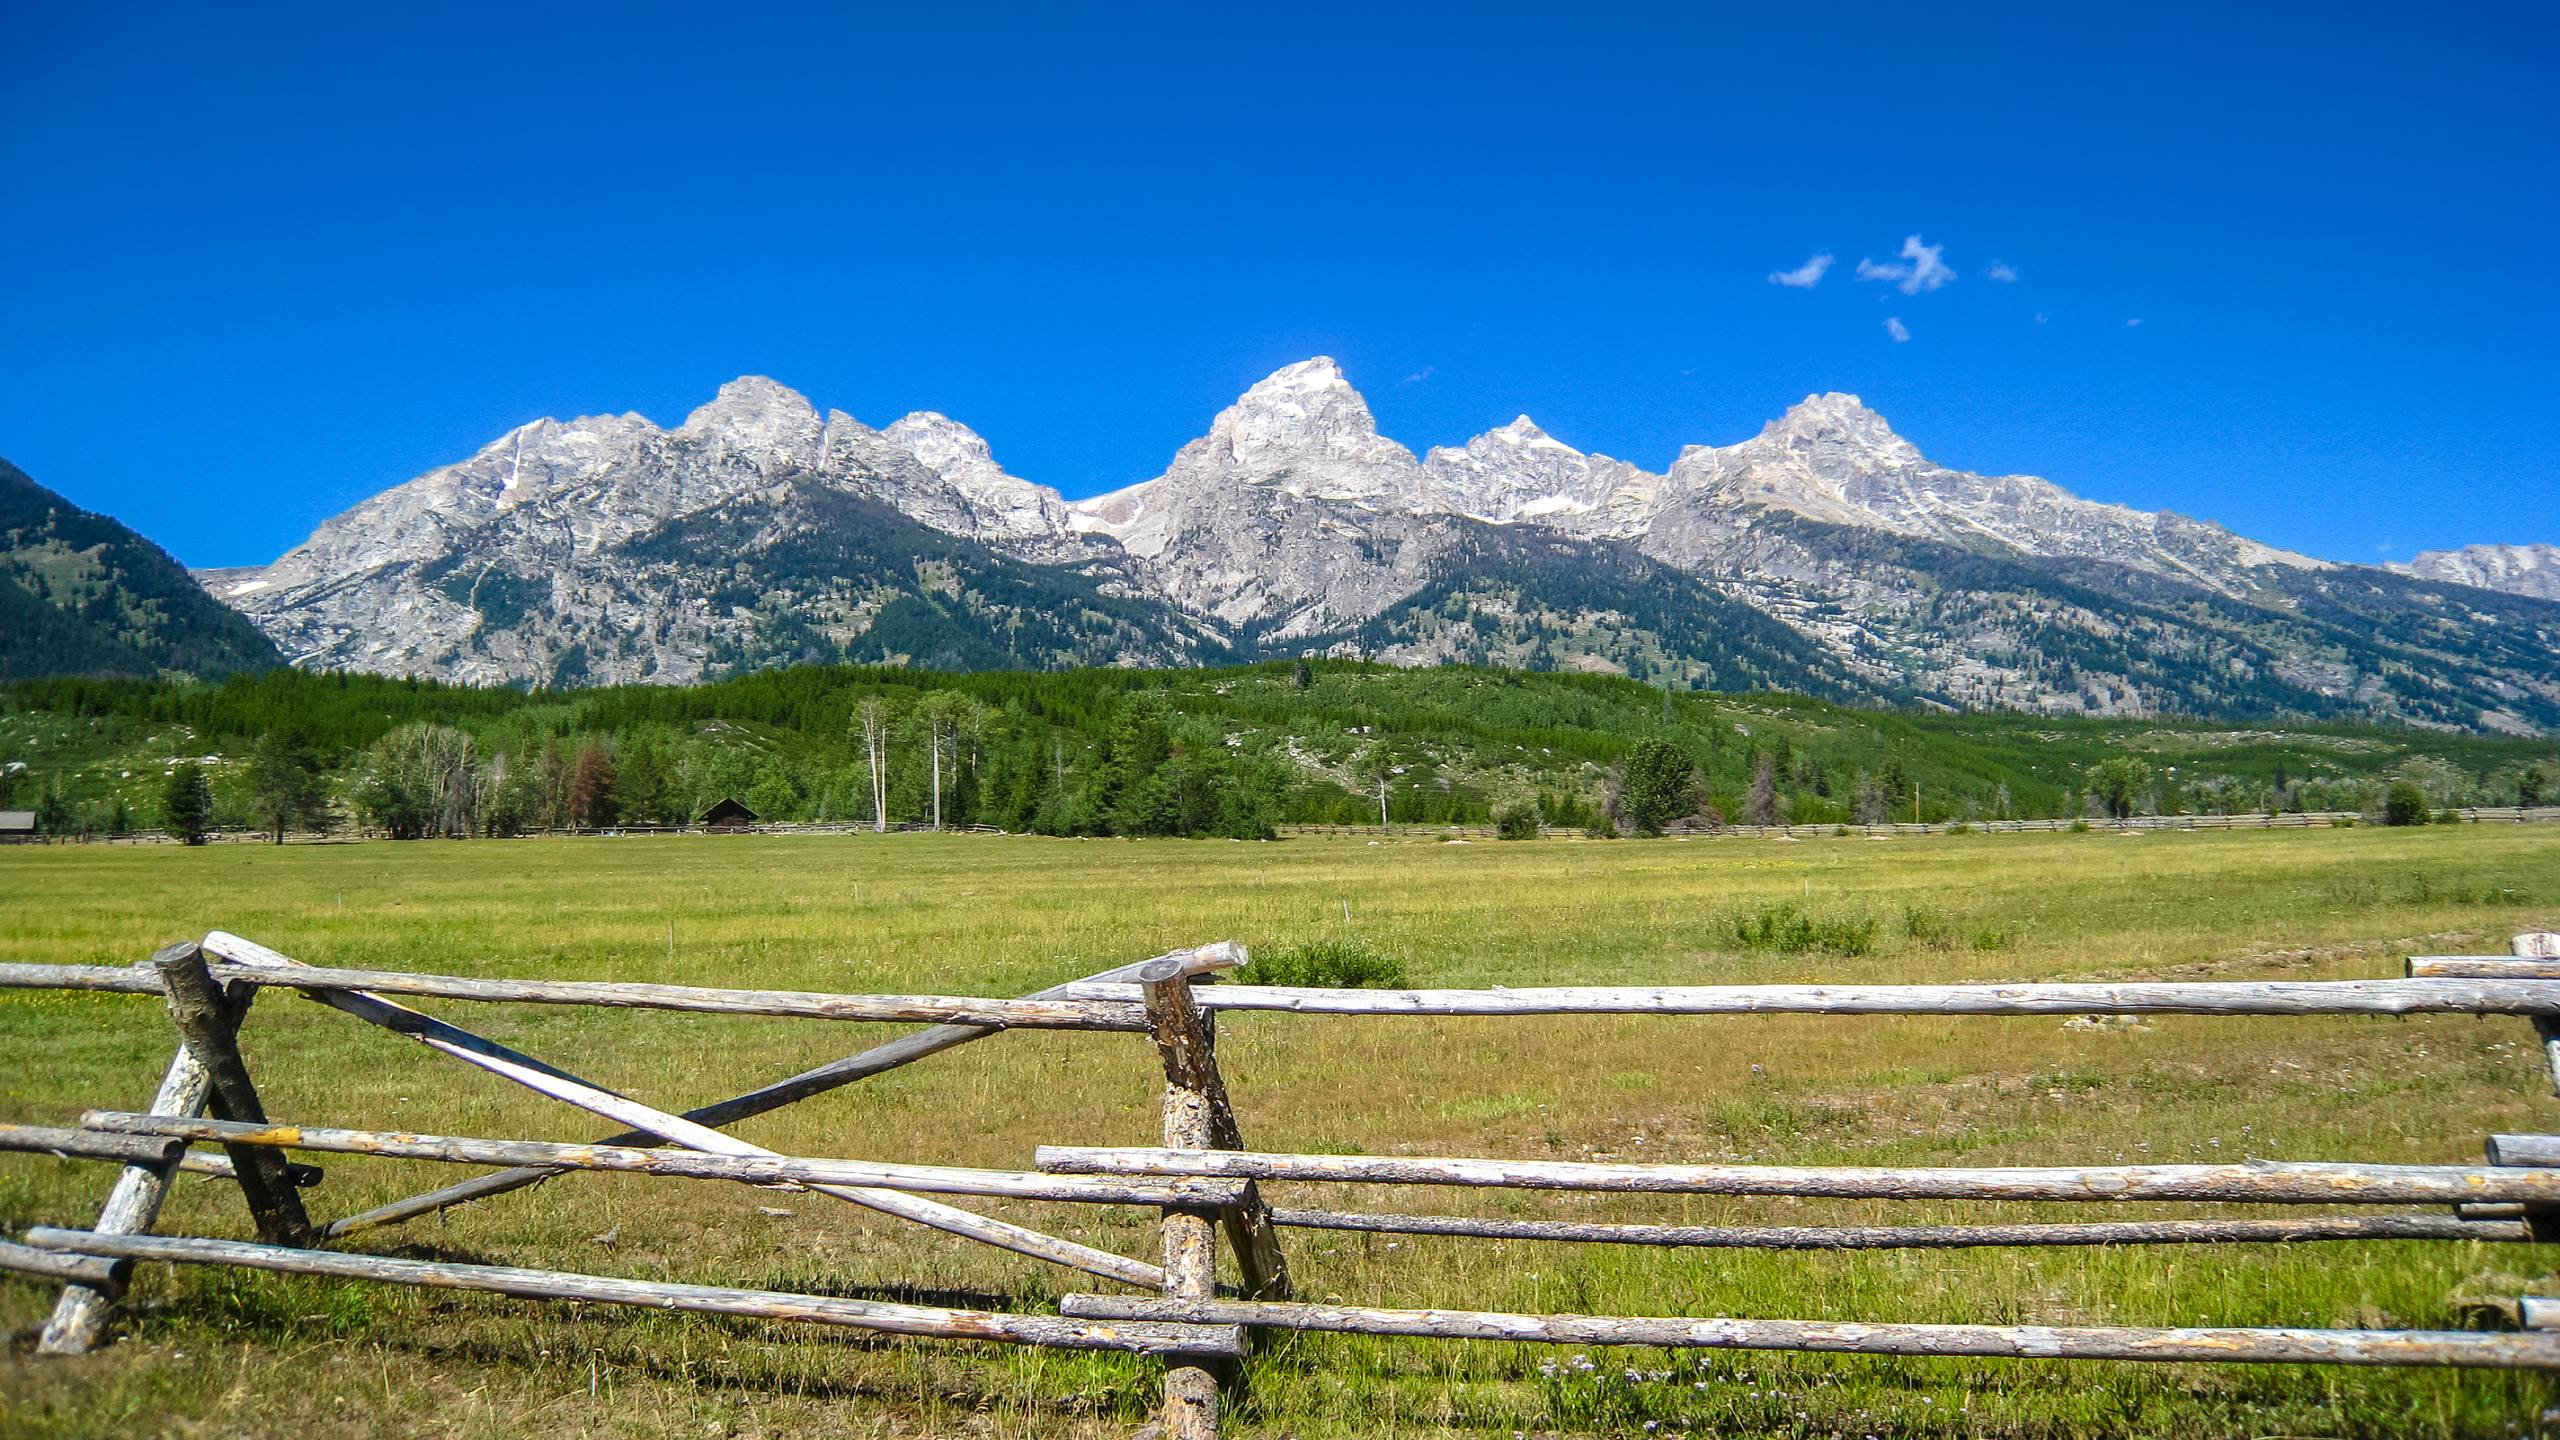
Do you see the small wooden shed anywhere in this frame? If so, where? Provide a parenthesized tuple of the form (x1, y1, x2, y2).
(0, 810, 35, 844)
(695, 798, 760, 831)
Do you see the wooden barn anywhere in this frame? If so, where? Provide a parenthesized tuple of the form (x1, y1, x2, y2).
(694, 798, 759, 831)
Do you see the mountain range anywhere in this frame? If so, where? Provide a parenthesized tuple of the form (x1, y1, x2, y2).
(31, 358, 2559, 733)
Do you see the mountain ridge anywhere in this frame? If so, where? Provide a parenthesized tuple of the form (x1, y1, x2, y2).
(192, 361, 2560, 732)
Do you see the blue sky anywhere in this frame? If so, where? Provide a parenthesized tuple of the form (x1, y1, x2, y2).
(2, 2, 2553, 568)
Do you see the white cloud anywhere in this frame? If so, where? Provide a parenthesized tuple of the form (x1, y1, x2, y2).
(1768, 252, 1834, 288)
(1402, 365, 1435, 384)
(2126, 317, 2143, 327)
(2034, 311, 2051, 325)
(1856, 235, 1956, 295)
(1884, 316, 1911, 343)
(1987, 260, 2019, 282)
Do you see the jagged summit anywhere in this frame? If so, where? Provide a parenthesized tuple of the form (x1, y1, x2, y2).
(877, 410, 1072, 549)
(884, 411, 997, 469)
(678, 376, 823, 459)
(683, 375, 816, 424)
(1780, 391, 1881, 423)
(1757, 392, 1925, 463)
(1487, 415, 1576, 453)
(1244, 355, 1352, 393)
(1206, 357, 1406, 477)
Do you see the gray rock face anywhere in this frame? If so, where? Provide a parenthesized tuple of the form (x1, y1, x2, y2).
(1067, 358, 1463, 639)
(1541, 393, 2327, 595)
(2393, 542, 2560, 601)
(209, 377, 1121, 684)
(1419, 417, 1651, 523)
(205, 360, 2560, 731)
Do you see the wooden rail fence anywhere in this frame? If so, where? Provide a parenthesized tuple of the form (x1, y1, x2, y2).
(6, 930, 2560, 1436)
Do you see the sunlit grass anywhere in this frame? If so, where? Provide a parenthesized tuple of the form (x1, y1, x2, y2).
(2, 824, 2557, 1435)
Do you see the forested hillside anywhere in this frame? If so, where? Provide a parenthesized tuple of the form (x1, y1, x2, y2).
(6, 661, 2554, 841)
(0, 458, 283, 682)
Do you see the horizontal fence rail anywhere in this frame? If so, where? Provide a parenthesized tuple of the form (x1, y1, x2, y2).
(0, 1122, 185, 1168)
(1064, 976, 2560, 1017)
(83, 1112, 1249, 1209)
(1055, 1295, 2560, 1370)
(22, 1230, 1240, 1357)
(2412, 957, 2560, 980)
(1039, 1146, 2560, 1205)
(16, 965, 2560, 1027)
(0, 960, 1151, 1031)
(1263, 1207, 2531, 1250)
(0, 1238, 129, 1293)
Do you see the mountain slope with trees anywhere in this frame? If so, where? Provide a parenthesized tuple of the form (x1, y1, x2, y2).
(0, 458, 282, 682)
(5, 661, 2550, 842)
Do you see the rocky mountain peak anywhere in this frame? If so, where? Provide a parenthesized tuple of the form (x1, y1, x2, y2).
(1761, 392, 1923, 464)
(870, 410, 1074, 553)
(883, 411, 995, 471)
(679, 376, 822, 449)
(1487, 415, 1577, 454)
(1245, 355, 1352, 395)
(1207, 357, 1398, 469)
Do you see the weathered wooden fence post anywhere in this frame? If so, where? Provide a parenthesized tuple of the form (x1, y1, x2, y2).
(2508, 931, 2560, 1243)
(154, 941, 313, 1247)
(1139, 957, 1238, 1440)
(2522, 933, 2560, 1095)
(37, 945, 257, 1354)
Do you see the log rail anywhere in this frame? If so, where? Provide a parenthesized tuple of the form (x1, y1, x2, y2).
(17, 961, 2560, 1023)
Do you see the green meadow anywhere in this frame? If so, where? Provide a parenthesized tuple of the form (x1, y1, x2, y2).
(3, 823, 2558, 1437)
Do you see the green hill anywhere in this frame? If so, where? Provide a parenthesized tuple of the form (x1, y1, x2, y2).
(0, 457, 283, 682)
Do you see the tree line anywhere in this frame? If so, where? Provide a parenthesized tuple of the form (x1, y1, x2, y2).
(7, 659, 2555, 843)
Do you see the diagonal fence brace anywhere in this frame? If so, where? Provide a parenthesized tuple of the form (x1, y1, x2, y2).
(317, 941, 1243, 1237)
(199, 932, 1165, 1290)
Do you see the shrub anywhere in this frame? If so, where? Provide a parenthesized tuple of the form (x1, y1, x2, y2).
(1902, 905, 1958, 949)
(1730, 902, 1878, 957)
(2382, 782, 2430, 827)
(1491, 796, 1542, 841)
(1235, 938, 1408, 989)
(2068, 819, 2091, 834)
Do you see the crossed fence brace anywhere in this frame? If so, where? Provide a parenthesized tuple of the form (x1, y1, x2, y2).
(7, 932, 2560, 1438)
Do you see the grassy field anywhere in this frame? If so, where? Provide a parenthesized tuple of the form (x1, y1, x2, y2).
(3, 824, 2558, 1437)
